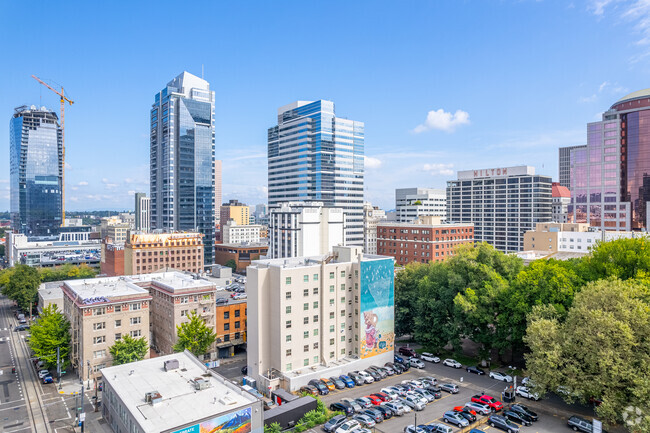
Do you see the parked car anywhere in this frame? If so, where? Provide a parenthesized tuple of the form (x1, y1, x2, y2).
(380, 387, 399, 400)
(329, 402, 354, 416)
(413, 388, 436, 402)
(420, 352, 440, 363)
(489, 371, 513, 382)
(465, 401, 491, 415)
(442, 358, 462, 368)
(355, 370, 374, 384)
(365, 368, 382, 381)
(398, 346, 417, 357)
(320, 378, 336, 391)
(404, 425, 427, 433)
(348, 372, 365, 386)
(503, 409, 533, 426)
(42, 375, 54, 384)
(386, 362, 404, 373)
(515, 385, 540, 400)
(471, 394, 504, 412)
(397, 397, 417, 411)
(453, 406, 477, 422)
(382, 401, 404, 416)
(404, 395, 426, 410)
(383, 363, 398, 375)
(37, 369, 50, 379)
(439, 383, 459, 394)
(339, 375, 356, 388)
(338, 400, 357, 414)
(466, 365, 485, 375)
(368, 366, 387, 379)
(323, 415, 347, 433)
(373, 405, 393, 419)
(356, 397, 373, 409)
(341, 397, 362, 413)
(14, 325, 29, 332)
(329, 376, 346, 389)
(409, 357, 425, 368)
(420, 375, 438, 385)
(510, 404, 538, 421)
(365, 395, 383, 406)
(334, 419, 360, 433)
(371, 392, 391, 402)
(427, 424, 453, 433)
(488, 415, 520, 433)
(403, 379, 424, 388)
(299, 385, 318, 396)
(443, 411, 469, 427)
(362, 408, 384, 423)
(423, 385, 442, 398)
(567, 415, 607, 433)
(394, 355, 410, 369)
(308, 379, 329, 395)
(353, 414, 376, 428)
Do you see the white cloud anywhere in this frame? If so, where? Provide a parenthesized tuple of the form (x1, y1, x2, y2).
(579, 94, 598, 103)
(413, 109, 470, 133)
(101, 178, 109, 183)
(78, 181, 89, 186)
(589, 0, 618, 16)
(0, 179, 8, 184)
(127, 190, 136, 196)
(231, 153, 267, 161)
(579, 80, 629, 103)
(70, 186, 78, 191)
(423, 163, 455, 176)
(589, 0, 650, 62)
(105, 183, 118, 189)
(69, 197, 79, 202)
(364, 156, 382, 169)
(124, 178, 134, 184)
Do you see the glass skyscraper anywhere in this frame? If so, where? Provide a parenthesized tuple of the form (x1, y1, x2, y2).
(569, 89, 650, 231)
(10, 105, 63, 238)
(267, 101, 365, 245)
(150, 72, 215, 264)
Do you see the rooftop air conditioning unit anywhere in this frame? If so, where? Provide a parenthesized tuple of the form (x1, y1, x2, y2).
(144, 391, 162, 405)
(164, 359, 179, 371)
(194, 378, 210, 390)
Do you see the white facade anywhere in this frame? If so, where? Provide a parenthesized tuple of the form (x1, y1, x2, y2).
(559, 230, 646, 252)
(6, 231, 100, 267)
(553, 196, 571, 223)
(395, 188, 446, 222)
(222, 222, 262, 244)
(268, 202, 344, 259)
(363, 202, 386, 254)
(135, 193, 150, 232)
(246, 246, 395, 392)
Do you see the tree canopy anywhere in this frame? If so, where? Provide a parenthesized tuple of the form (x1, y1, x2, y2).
(109, 335, 149, 365)
(28, 304, 71, 369)
(1, 265, 40, 312)
(173, 312, 216, 357)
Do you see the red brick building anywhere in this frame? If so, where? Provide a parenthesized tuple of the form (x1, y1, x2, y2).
(376, 217, 474, 266)
(214, 243, 268, 273)
(100, 238, 125, 276)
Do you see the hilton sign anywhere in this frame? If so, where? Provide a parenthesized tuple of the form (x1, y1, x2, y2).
(474, 168, 508, 177)
(457, 165, 534, 180)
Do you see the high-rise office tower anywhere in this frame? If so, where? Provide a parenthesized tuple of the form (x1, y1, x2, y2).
(214, 159, 222, 223)
(10, 105, 63, 237)
(268, 101, 365, 245)
(150, 71, 215, 264)
(569, 89, 650, 231)
(134, 192, 150, 232)
(558, 145, 586, 189)
(395, 187, 447, 222)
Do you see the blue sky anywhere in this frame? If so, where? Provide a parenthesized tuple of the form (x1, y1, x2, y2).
(1, 0, 650, 211)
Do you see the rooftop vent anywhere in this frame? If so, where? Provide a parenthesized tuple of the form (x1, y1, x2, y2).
(144, 391, 162, 405)
(164, 359, 179, 371)
(194, 377, 211, 391)
(219, 395, 237, 405)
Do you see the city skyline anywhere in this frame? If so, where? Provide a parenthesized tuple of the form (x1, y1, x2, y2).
(2, 1, 650, 212)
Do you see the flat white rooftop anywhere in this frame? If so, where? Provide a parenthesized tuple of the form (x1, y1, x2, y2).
(64, 277, 149, 301)
(101, 351, 258, 433)
(143, 271, 215, 292)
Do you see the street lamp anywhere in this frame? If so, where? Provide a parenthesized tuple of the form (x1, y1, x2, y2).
(86, 360, 90, 390)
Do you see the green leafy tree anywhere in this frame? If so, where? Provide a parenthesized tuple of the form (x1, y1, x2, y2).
(579, 237, 650, 282)
(2, 265, 40, 312)
(28, 304, 71, 369)
(394, 262, 426, 337)
(173, 312, 216, 356)
(524, 278, 650, 427)
(264, 423, 282, 433)
(224, 259, 237, 273)
(109, 335, 149, 365)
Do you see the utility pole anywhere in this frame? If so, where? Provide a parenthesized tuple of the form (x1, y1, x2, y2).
(56, 346, 61, 390)
(80, 384, 85, 433)
(86, 360, 90, 390)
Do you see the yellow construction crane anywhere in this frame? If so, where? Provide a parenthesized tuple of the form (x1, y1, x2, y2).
(32, 75, 74, 225)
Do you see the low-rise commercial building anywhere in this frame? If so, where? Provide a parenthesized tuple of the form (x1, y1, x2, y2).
(124, 232, 204, 275)
(214, 243, 268, 273)
(101, 351, 263, 433)
(223, 222, 263, 244)
(220, 200, 250, 226)
(37, 282, 64, 314)
(6, 231, 101, 268)
(247, 246, 395, 392)
(395, 187, 447, 222)
(377, 216, 474, 265)
(215, 299, 247, 358)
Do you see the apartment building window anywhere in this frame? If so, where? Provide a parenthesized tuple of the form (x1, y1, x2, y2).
(286, 306, 292, 314)
(303, 289, 309, 297)
(286, 363, 292, 371)
(285, 291, 291, 300)
(235, 321, 240, 329)
(181, 310, 188, 317)
(93, 322, 105, 331)
(286, 320, 292, 329)
(115, 320, 121, 327)
(341, 349, 346, 355)
(313, 342, 319, 349)
(313, 301, 318, 309)
(115, 305, 121, 312)
(130, 317, 141, 325)
(304, 345, 309, 352)
(329, 312, 335, 319)
(93, 363, 107, 373)
(303, 317, 309, 324)
(313, 356, 319, 363)
(313, 315, 319, 323)
(224, 311, 230, 319)
(340, 297, 345, 303)
(304, 359, 309, 366)
(340, 322, 345, 329)
(330, 338, 335, 345)
(224, 334, 230, 342)
(330, 325, 335, 333)
(286, 277, 291, 285)
(115, 333, 121, 341)
(93, 350, 106, 359)
(303, 331, 309, 338)
(131, 330, 142, 337)
(355, 270, 358, 277)
(224, 323, 230, 331)
(340, 271, 345, 278)
(286, 349, 292, 356)
(303, 303, 309, 311)
(340, 310, 345, 317)
(340, 284, 345, 291)
(329, 272, 335, 279)
(94, 336, 106, 344)
(286, 335, 292, 342)
(94, 307, 106, 316)
(234, 310, 240, 317)
(330, 351, 335, 358)
(313, 274, 318, 281)
(341, 335, 345, 342)
(329, 285, 335, 293)
(313, 329, 318, 336)
(313, 287, 319, 295)
(131, 303, 141, 311)
(303, 275, 309, 282)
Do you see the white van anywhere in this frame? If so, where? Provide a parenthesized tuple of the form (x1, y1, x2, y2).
(356, 370, 374, 384)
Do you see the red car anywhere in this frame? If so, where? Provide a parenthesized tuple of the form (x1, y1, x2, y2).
(454, 406, 477, 416)
(371, 392, 391, 402)
(365, 395, 383, 405)
(471, 394, 503, 412)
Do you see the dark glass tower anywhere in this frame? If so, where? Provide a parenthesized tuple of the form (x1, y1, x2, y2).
(10, 105, 63, 238)
(150, 72, 215, 264)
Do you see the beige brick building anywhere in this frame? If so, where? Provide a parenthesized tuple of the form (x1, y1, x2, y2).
(124, 232, 204, 275)
(63, 277, 152, 380)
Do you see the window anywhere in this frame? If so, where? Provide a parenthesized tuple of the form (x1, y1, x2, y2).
(285, 291, 292, 300)
(340, 284, 345, 291)
(313, 356, 319, 363)
(93, 322, 105, 331)
(94, 336, 106, 344)
(235, 321, 240, 329)
(355, 270, 358, 277)
(330, 351, 335, 358)
(341, 271, 345, 278)
(313, 315, 319, 323)
(286, 306, 292, 314)
(286, 320, 292, 329)
(115, 305, 121, 313)
(303, 317, 309, 324)
(341, 349, 346, 355)
(304, 359, 309, 366)
(130, 317, 141, 325)
(329, 325, 335, 333)
(303, 303, 309, 310)
(303, 275, 309, 282)
(114, 320, 121, 327)
(224, 334, 230, 342)
(329, 272, 335, 279)
(131, 330, 142, 337)
(286, 335, 292, 342)
(313, 329, 318, 336)
(286, 349, 292, 356)
(94, 307, 106, 316)
(286, 363, 292, 371)
(330, 338, 335, 345)
(132, 303, 141, 310)
(329, 299, 334, 306)
(286, 277, 292, 285)
(93, 350, 106, 359)
(313, 301, 319, 309)
(303, 289, 309, 297)
(304, 345, 309, 352)
(340, 297, 345, 303)
(313, 274, 318, 281)
(329, 285, 335, 293)
(181, 310, 188, 317)
(313, 342, 319, 349)
(341, 335, 345, 342)
(340, 310, 345, 317)
(115, 333, 121, 341)
(224, 323, 230, 330)
(234, 309, 240, 317)
(303, 331, 309, 338)
(329, 312, 335, 319)
(313, 287, 319, 295)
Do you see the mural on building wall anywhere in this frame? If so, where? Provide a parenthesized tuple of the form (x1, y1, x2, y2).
(359, 258, 394, 358)
(172, 407, 251, 433)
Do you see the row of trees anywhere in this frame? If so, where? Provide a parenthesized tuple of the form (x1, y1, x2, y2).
(396, 238, 650, 427)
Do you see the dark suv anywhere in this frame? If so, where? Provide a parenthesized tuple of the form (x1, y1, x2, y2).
(323, 415, 347, 433)
(398, 346, 417, 357)
(567, 415, 607, 433)
(308, 379, 329, 395)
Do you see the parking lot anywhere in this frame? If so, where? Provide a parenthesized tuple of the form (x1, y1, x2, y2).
(318, 357, 598, 433)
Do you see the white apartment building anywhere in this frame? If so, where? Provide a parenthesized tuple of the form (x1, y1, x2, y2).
(363, 202, 386, 254)
(395, 188, 447, 223)
(268, 202, 344, 259)
(222, 222, 262, 244)
(247, 246, 395, 392)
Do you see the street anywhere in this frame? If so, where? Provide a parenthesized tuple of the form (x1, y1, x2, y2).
(318, 357, 610, 433)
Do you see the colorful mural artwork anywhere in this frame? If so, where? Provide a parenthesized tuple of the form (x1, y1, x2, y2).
(171, 407, 252, 433)
(359, 258, 394, 358)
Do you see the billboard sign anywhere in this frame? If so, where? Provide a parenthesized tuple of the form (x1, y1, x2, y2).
(359, 258, 395, 358)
